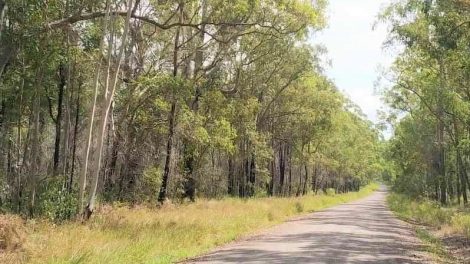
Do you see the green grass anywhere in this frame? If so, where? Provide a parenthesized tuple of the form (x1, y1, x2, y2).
(10, 183, 378, 264)
(387, 193, 470, 237)
(387, 193, 453, 227)
(414, 227, 455, 262)
(387, 193, 470, 263)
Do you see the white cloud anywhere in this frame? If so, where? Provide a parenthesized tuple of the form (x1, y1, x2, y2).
(311, 0, 395, 124)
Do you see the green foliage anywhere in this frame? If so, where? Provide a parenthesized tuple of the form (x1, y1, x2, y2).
(324, 188, 335, 196)
(388, 193, 470, 237)
(381, 0, 470, 206)
(388, 192, 470, 261)
(294, 201, 304, 213)
(37, 178, 78, 223)
(414, 228, 453, 262)
(0, 0, 383, 222)
(139, 166, 163, 202)
(451, 214, 470, 238)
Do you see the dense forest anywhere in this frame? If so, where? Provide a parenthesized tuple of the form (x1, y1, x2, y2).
(382, 0, 470, 206)
(0, 0, 382, 221)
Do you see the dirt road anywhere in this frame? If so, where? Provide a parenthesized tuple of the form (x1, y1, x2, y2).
(186, 187, 431, 263)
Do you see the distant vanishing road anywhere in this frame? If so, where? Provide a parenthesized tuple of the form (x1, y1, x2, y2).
(185, 187, 432, 264)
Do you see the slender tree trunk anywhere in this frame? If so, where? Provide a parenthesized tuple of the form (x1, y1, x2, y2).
(28, 70, 43, 218)
(84, 1, 133, 219)
(458, 151, 468, 205)
(269, 125, 276, 196)
(287, 146, 292, 196)
(303, 163, 308, 195)
(53, 64, 66, 174)
(183, 145, 196, 201)
(18, 103, 33, 213)
(0, 1, 11, 80)
(269, 159, 274, 196)
(228, 157, 234, 195)
(0, 0, 5, 182)
(69, 81, 81, 192)
(158, 2, 183, 204)
(457, 167, 461, 205)
(14, 68, 24, 211)
(248, 153, 256, 196)
(106, 134, 120, 190)
(453, 118, 468, 205)
(181, 0, 207, 202)
(158, 101, 176, 203)
(0, 98, 11, 209)
(437, 58, 447, 205)
(61, 7, 74, 179)
(62, 62, 73, 177)
(77, 2, 112, 216)
(279, 143, 285, 195)
(297, 165, 302, 197)
(312, 164, 317, 193)
(0, 1, 5, 39)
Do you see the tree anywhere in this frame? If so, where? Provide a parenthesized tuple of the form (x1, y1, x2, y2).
(381, 0, 470, 205)
(0, 0, 381, 221)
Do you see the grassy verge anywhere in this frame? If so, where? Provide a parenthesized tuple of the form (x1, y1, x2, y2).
(414, 227, 455, 262)
(387, 193, 470, 263)
(5, 183, 378, 264)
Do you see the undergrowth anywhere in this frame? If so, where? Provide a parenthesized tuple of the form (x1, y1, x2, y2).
(387, 193, 470, 238)
(4, 183, 378, 264)
(388, 193, 470, 263)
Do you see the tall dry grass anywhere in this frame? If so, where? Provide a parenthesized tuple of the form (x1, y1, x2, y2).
(387, 193, 470, 238)
(5, 184, 378, 264)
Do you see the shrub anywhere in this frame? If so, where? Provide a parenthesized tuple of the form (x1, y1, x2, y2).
(325, 188, 336, 196)
(37, 178, 77, 222)
(267, 211, 274, 221)
(138, 166, 162, 202)
(388, 193, 470, 239)
(295, 202, 304, 213)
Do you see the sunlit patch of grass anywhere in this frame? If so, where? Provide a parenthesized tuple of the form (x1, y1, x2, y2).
(387, 193, 454, 227)
(415, 227, 455, 262)
(387, 193, 470, 236)
(450, 214, 470, 238)
(388, 193, 470, 263)
(10, 183, 378, 264)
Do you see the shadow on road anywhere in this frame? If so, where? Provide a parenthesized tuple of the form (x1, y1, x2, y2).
(187, 189, 429, 264)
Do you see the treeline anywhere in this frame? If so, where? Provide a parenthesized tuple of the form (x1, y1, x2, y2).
(382, 0, 470, 205)
(0, 0, 381, 220)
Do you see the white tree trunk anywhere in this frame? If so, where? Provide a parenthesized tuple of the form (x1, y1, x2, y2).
(77, 2, 112, 216)
(84, 0, 134, 219)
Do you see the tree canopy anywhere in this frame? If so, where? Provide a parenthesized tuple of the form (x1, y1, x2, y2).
(381, 0, 470, 205)
(0, 0, 382, 221)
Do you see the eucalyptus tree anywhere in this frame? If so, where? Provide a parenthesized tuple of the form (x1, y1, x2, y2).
(0, 0, 383, 220)
(382, 0, 470, 205)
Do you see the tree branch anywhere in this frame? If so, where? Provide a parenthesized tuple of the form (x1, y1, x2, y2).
(46, 11, 288, 33)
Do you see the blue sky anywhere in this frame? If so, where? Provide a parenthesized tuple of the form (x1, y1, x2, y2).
(312, 0, 395, 124)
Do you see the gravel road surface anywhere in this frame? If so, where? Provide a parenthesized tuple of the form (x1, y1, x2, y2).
(185, 187, 431, 264)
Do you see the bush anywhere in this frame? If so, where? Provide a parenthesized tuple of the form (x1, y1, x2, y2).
(388, 193, 470, 239)
(413, 200, 452, 226)
(138, 166, 162, 202)
(325, 188, 336, 196)
(295, 202, 304, 213)
(37, 178, 77, 222)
